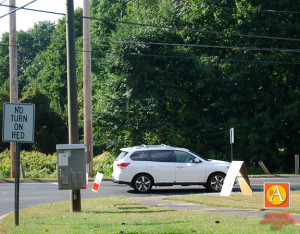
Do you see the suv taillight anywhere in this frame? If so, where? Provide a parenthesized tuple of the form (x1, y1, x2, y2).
(117, 163, 130, 168)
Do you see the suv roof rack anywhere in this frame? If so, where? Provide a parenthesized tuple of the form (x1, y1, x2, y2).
(121, 144, 189, 152)
(160, 144, 171, 147)
(132, 144, 174, 149)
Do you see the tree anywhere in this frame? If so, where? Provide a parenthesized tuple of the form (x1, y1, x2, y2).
(20, 88, 67, 154)
(20, 9, 83, 116)
(0, 80, 10, 151)
(93, 0, 224, 155)
(0, 33, 9, 87)
(0, 0, 297, 173)
(91, 0, 299, 172)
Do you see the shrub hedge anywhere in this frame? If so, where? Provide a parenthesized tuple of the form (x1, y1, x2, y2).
(0, 149, 57, 178)
(93, 151, 115, 177)
(0, 150, 115, 179)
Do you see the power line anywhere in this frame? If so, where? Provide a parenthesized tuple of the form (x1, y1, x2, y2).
(73, 0, 300, 15)
(0, 3, 64, 17)
(213, 6, 300, 15)
(0, 0, 8, 5)
(0, 3, 299, 42)
(79, 0, 300, 14)
(0, 0, 37, 19)
(108, 51, 300, 65)
(1, 42, 299, 65)
(82, 15, 300, 42)
(3, 30, 300, 54)
(89, 38, 300, 53)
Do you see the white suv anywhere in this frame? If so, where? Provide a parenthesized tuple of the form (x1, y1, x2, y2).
(112, 145, 230, 193)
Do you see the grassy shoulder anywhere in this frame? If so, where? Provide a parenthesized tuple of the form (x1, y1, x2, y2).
(164, 191, 300, 214)
(1, 197, 299, 233)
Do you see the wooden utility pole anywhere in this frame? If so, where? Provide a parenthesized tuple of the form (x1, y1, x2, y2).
(66, 0, 81, 212)
(9, 0, 18, 178)
(83, 0, 93, 177)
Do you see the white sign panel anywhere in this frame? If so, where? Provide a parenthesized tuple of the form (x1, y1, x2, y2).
(58, 153, 69, 166)
(220, 161, 244, 196)
(221, 161, 253, 196)
(2, 103, 35, 143)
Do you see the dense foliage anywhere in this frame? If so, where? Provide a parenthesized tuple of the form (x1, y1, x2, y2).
(93, 151, 115, 177)
(0, 150, 114, 178)
(0, 150, 57, 178)
(0, 0, 299, 173)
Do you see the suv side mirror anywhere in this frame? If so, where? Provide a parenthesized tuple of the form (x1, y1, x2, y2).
(195, 158, 201, 163)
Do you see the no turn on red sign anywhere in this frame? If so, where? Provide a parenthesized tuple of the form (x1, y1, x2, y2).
(2, 102, 35, 143)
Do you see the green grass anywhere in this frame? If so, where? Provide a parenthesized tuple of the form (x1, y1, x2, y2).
(1, 197, 299, 233)
(164, 191, 300, 214)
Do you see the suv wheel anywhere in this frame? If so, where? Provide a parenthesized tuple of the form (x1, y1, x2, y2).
(207, 173, 225, 192)
(132, 174, 153, 193)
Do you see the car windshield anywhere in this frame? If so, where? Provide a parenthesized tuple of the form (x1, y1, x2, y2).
(189, 150, 208, 161)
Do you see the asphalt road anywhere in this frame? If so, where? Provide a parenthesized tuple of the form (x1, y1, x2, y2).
(1, 177, 300, 217)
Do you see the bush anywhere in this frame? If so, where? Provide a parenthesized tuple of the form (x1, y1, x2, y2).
(93, 152, 115, 177)
(0, 150, 57, 178)
(246, 166, 264, 175)
(0, 150, 116, 179)
(0, 150, 11, 178)
(20, 151, 57, 178)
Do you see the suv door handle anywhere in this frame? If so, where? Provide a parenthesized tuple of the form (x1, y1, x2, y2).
(177, 166, 184, 168)
(148, 165, 154, 168)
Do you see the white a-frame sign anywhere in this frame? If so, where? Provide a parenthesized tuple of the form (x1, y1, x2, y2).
(220, 161, 253, 196)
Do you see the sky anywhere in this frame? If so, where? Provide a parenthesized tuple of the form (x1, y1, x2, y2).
(0, 0, 84, 37)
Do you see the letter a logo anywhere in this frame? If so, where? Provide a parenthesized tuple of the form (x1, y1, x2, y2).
(268, 185, 285, 204)
(264, 183, 290, 209)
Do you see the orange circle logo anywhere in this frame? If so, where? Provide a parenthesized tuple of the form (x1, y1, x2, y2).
(266, 185, 287, 206)
(264, 183, 290, 209)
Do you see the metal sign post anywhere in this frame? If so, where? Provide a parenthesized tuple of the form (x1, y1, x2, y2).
(2, 102, 35, 225)
(230, 128, 234, 162)
(14, 143, 20, 225)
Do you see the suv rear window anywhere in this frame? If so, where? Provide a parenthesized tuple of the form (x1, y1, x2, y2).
(116, 151, 128, 161)
(130, 151, 150, 161)
(150, 150, 174, 162)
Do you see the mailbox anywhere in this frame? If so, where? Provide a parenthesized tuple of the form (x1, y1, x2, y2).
(56, 144, 87, 190)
